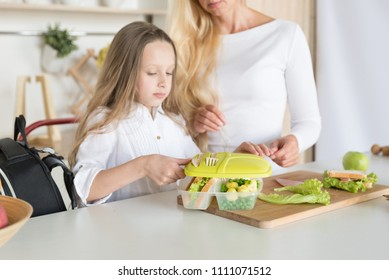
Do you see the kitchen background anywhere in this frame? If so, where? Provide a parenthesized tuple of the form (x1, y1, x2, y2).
(0, 0, 388, 164)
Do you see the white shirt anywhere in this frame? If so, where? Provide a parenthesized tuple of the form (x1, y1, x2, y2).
(73, 104, 199, 206)
(209, 19, 321, 154)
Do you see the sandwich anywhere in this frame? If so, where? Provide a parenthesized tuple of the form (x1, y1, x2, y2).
(185, 177, 219, 209)
(323, 170, 377, 193)
(187, 177, 218, 193)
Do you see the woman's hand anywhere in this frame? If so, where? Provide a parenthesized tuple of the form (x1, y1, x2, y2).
(144, 155, 191, 186)
(192, 104, 226, 134)
(269, 135, 299, 167)
(234, 141, 273, 157)
(234, 135, 299, 167)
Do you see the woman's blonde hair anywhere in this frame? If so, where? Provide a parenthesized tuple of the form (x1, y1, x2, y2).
(168, 0, 221, 151)
(68, 21, 180, 167)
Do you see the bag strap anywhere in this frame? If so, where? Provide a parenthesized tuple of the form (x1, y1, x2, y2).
(42, 154, 77, 210)
(14, 114, 28, 148)
(0, 138, 29, 160)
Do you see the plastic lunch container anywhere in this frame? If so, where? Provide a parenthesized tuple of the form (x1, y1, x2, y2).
(177, 152, 272, 210)
(214, 178, 264, 211)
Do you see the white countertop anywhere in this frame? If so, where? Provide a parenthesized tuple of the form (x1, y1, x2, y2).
(1, 154, 389, 260)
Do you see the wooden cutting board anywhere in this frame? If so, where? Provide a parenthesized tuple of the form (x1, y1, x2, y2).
(177, 170, 389, 228)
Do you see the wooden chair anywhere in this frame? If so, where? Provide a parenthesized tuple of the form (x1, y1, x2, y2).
(22, 118, 79, 139)
(19, 117, 80, 158)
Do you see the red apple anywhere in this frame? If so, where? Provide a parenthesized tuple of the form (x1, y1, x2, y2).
(0, 203, 9, 229)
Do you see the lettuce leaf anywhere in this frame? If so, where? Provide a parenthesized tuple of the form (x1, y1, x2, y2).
(274, 178, 323, 195)
(258, 191, 330, 205)
(189, 178, 210, 192)
(259, 178, 330, 205)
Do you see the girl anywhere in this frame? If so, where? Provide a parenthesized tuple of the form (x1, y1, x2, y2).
(68, 21, 200, 206)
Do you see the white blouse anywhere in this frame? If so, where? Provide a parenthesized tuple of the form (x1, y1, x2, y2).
(209, 19, 321, 154)
(73, 104, 200, 206)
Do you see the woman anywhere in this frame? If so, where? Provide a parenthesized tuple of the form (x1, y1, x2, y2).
(168, 0, 321, 167)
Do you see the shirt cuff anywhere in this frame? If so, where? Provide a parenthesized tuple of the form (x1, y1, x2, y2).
(74, 165, 112, 206)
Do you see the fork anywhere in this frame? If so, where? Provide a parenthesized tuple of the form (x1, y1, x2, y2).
(205, 152, 219, 166)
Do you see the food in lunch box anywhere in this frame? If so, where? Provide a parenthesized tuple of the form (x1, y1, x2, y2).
(187, 177, 218, 193)
(185, 177, 219, 209)
(323, 170, 378, 193)
(216, 178, 261, 210)
(180, 152, 272, 211)
(220, 178, 258, 194)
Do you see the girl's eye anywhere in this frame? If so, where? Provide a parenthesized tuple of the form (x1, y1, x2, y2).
(166, 72, 173, 76)
(147, 72, 157, 76)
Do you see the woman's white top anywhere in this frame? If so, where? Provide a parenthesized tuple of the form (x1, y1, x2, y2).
(73, 104, 199, 206)
(209, 19, 321, 154)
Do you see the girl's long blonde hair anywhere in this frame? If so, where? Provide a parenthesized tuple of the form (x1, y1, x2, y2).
(168, 0, 222, 151)
(68, 21, 180, 168)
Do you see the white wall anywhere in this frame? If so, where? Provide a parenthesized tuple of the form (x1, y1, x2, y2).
(0, 1, 167, 139)
(315, 0, 389, 161)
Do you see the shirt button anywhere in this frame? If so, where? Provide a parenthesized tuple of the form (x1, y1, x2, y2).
(156, 136, 161, 140)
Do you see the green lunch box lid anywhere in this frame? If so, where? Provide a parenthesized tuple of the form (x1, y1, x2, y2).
(184, 152, 272, 178)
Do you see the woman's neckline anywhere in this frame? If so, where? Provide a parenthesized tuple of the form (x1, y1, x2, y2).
(221, 19, 283, 40)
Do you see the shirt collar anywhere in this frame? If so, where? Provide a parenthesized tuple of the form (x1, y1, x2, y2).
(133, 103, 165, 120)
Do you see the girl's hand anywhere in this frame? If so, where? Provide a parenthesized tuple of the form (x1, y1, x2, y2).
(192, 104, 226, 134)
(269, 135, 299, 167)
(87, 155, 191, 202)
(144, 155, 191, 186)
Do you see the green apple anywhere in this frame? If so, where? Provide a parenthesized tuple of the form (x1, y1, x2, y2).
(342, 151, 369, 172)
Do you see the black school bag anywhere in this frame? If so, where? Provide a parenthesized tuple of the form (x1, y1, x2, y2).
(0, 115, 77, 217)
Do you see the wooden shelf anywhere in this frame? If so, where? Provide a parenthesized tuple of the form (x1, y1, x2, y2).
(0, 3, 167, 16)
(0, 3, 167, 35)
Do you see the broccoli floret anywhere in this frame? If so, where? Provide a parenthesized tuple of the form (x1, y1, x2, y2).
(220, 183, 228, 192)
